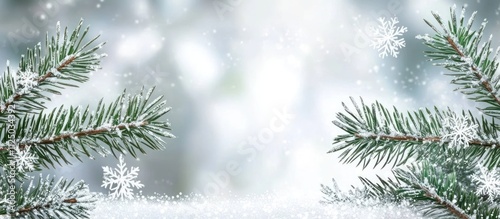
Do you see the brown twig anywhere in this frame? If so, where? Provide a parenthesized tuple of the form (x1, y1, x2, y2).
(0, 120, 148, 151)
(355, 133, 494, 148)
(446, 36, 500, 108)
(15, 198, 80, 215)
(419, 184, 471, 219)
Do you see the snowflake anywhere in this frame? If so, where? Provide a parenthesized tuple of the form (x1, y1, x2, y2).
(369, 17, 407, 58)
(15, 70, 38, 94)
(102, 154, 144, 200)
(472, 166, 500, 200)
(441, 114, 478, 148)
(13, 145, 37, 172)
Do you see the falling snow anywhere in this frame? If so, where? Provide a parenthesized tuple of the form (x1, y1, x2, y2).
(441, 114, 478, 148)
(369, 17, 408, 58)
(101, 154, 144, 200)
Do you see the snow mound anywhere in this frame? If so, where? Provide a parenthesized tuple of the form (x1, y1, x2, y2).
(91, 193, 424, 218)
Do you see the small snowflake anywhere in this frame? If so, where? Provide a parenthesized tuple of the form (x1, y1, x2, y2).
(369, 17, 407, 58)
(13, 145, 37, 172)
(441, 114, 478, 148)
(102, 154, 144, 200)
(472, 166, 500, 200)
(15, 70, 38, 94)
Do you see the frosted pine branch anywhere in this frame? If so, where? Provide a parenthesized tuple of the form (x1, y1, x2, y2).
(0, 19, 106, 119)
(331, 98, 500, 169)
(418, 5, 500, 119)
(0, 176, 97, 218)
(0, 87, 174, 168)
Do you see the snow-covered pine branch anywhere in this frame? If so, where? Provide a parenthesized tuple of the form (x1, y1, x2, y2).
(0, 21, 174, 218)
(0, 87, 174, 169)
(417, 5, 500, 120)
(0, 176, 97, 218)
(0, 19, 106, 121)
(327, 5, 500, 218)
(396, 162, 500, 219)
(331, 97, 500, 169)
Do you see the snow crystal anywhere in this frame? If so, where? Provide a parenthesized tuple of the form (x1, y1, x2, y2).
(441, 114, 478, 148)
(369, 17, 408, 58)
(472, 166, 500, 200)
(13, 145, 38, 172)
(15, 70, 39, 94)
(101, 154, 144, 200)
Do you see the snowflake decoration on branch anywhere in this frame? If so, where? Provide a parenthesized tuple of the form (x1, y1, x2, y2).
(13, 145, 38, 172)
(14, 70, 39, 94)
(472, 166, 500, 201)
(441, 114, 478, 148)
(369, 17, 407, 58)
(101, 154, 144, 200)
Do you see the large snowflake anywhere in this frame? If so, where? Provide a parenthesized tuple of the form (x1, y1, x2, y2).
(15, 70, 38, 94)
(13, 145, 37, 172)
(472, 166, 500, 201)
(441, 114, 478, 148)
(102, 154, 144, 200)
(369, 17, 407, 58)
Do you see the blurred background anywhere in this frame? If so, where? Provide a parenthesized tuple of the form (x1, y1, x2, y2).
(0, 0, 498, 200)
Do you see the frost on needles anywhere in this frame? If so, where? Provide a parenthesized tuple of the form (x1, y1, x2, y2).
(0, 20, 174, 218)
(324, 5, 500, 218)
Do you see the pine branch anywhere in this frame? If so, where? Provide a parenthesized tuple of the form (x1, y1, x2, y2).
(417, 5, 500, 120)
(396, 162, 500, 219)
(320, 176, 402, 206)
(0, 19, 105, 121)
(331, 97, 500, 169)
(0, 175, 96, 218)
(0, 87, 174, 168)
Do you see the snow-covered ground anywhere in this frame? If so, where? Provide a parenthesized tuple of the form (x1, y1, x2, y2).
(91, 193, 424, 219)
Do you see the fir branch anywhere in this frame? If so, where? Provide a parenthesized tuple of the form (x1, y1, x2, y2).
(0, 19, 105, 120)
(320, 176, 402, 206)
(396, 162, 500, 219)
(0, 87, 174, 168)
(331, 97, 500, 169)
(0, 175, 97, 219)
(417, 5, 500, 120)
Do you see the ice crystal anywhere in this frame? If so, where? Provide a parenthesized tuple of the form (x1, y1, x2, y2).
(472, 166, 500, 200)
(101, 154, 144, 200)
(441, 114, 478, 148)
(15, 70, 39, 94)
(370, 17, 407, 58)
(13, 145, 38, 172)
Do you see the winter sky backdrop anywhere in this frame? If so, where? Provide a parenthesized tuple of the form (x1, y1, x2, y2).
(0, 0, 498, 203)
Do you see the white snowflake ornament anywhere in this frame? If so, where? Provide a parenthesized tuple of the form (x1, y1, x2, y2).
(15, 70, 39, 94)
(102, 154, 144, 200)
(441, 114, 478, 148)
(13, 145, 38, 172)
(369, 17, 407, 58)
(472, 166, 500, 201)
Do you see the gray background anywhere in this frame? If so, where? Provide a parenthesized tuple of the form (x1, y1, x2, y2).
(0, 0, 497, 200)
